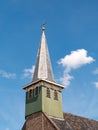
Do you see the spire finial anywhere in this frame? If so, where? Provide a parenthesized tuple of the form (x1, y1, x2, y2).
(42, 22, 46, 31)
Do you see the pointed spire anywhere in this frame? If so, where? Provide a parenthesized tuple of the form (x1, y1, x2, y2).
(32, 27, 55, 82)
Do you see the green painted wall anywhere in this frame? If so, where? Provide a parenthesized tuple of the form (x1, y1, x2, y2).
(25, 85, 63, 119)
(42, 86, 63, 119)
(25, 87, 42, 117)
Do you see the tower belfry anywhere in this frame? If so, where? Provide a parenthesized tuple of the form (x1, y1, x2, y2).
(33, 27, 54, 82)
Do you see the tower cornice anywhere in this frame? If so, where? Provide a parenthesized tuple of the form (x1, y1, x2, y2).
(23, 79, 64, 91)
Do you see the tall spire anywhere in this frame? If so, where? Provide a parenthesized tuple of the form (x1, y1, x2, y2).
(32, 27, 55, 82)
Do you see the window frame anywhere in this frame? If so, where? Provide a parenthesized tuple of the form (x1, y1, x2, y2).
(34, 87, 39, 97)
(46, 88, 51, 98)
(54, 90, 58, 100)
(28, 89, 33, 99)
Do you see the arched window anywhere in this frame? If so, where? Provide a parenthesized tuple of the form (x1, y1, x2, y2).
(34, 87, 39, 97)
(46, 88, 50, 98)
(54, 90, 58, 100)
(28, 89, 32, 99)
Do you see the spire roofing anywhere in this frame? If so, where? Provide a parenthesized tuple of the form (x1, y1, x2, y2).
(32, 27, 55, 83)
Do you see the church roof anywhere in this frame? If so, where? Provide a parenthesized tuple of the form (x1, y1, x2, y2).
(52, 113, 98, 130)
(22, 112, 98, 130)
(32, 27, 55, 83)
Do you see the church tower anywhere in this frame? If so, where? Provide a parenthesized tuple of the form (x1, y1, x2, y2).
(22, 27, 64, 130)
(22, 26, 98, 130)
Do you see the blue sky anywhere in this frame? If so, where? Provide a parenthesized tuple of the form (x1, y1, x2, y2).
(0, 0, 98, 129)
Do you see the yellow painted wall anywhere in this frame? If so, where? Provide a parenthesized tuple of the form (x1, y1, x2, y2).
(42, 87, 63, 119)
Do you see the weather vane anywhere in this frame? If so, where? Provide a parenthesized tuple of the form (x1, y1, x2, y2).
(42, 22, 46, 31)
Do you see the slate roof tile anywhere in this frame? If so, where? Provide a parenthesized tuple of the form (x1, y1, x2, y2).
(51, 112, 98, 130)
(22, 112, 98, 130)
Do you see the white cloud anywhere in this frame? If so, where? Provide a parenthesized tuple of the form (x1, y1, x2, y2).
(0, 70, 16, 79)
(60, 74, 73, 88)
(93, 68, 98, 75)
(58, 49, 95, 87)
(93, 82, 98, 88)
(22, 65, 35, 79)
(58, 49, 95, 73)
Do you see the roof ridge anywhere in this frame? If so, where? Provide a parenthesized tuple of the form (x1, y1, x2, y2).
(43, 112, 60, 130)
(64, 112, 98, 122)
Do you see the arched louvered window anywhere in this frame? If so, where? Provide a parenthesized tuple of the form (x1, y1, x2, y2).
(46, 88, 51, 98)
(54, 90, 58, 100)
(34, 87, 39, 97)
(28, 89, 32, 99)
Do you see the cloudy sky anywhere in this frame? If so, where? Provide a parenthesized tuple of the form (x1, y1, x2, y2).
(0, 0, 98, 129)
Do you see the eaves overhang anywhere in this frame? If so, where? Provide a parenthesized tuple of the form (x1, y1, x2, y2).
(23, 79, 64, 90)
